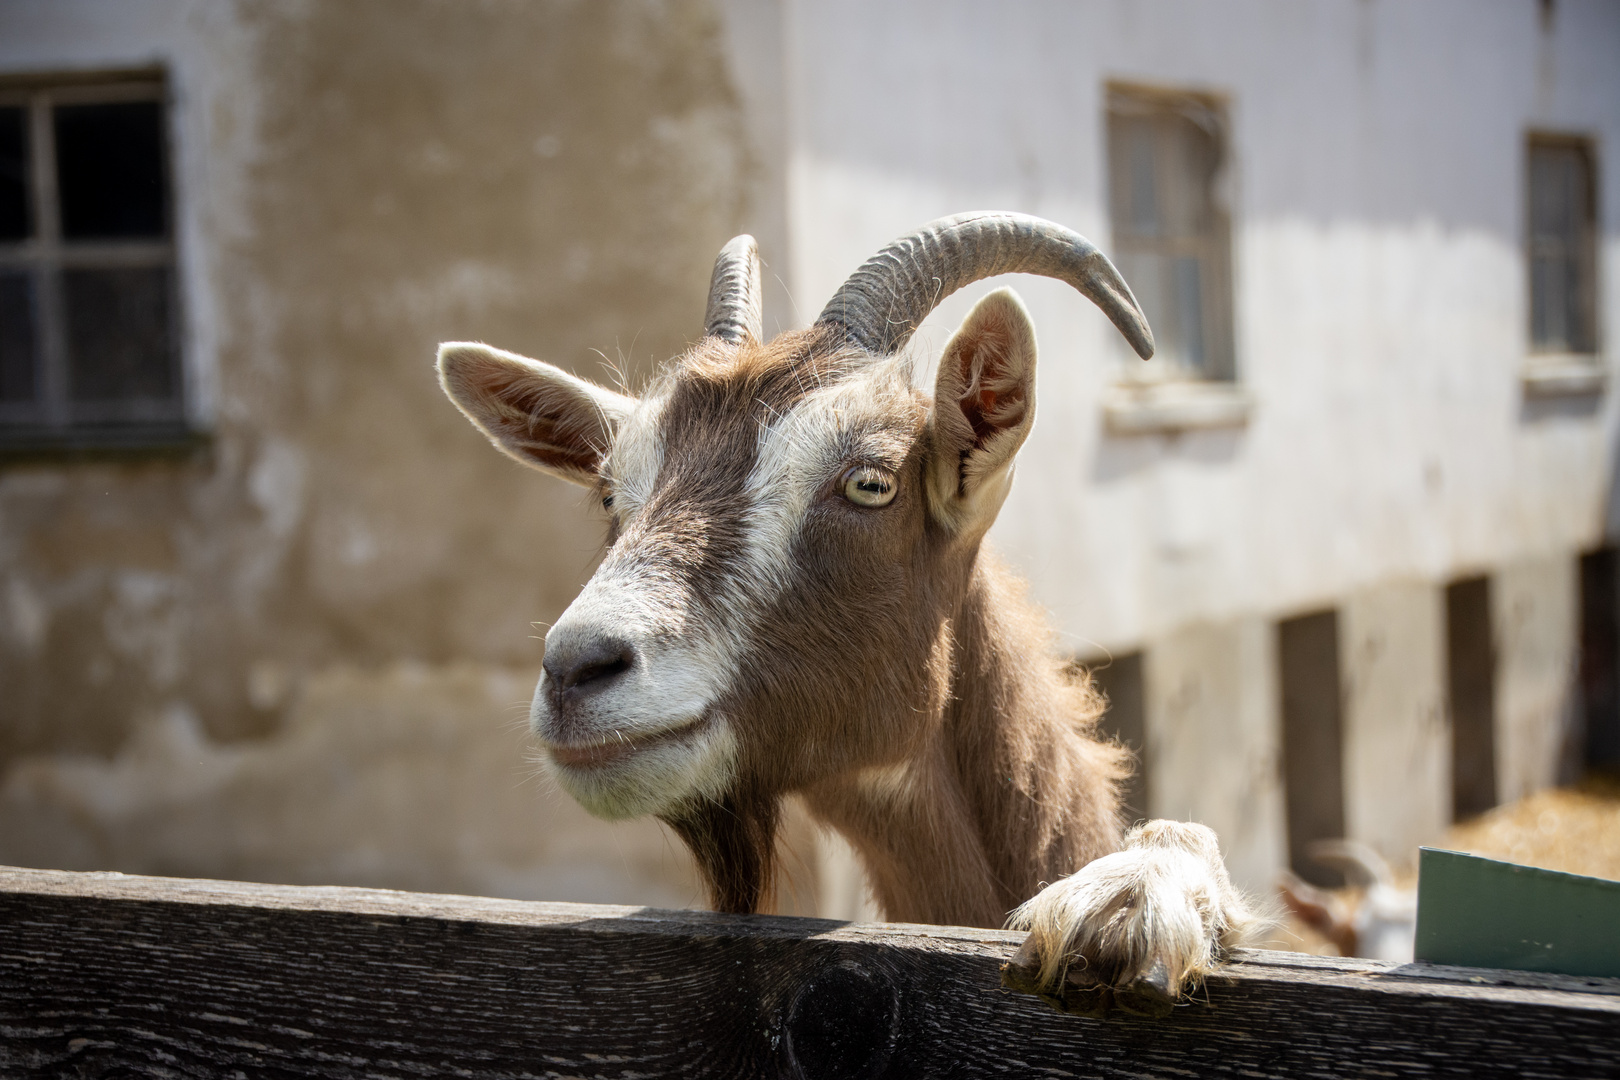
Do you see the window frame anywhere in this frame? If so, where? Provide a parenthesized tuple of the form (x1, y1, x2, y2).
(1101, 82, 1249, 435)
(1526, 132, 1600, 359)
(0, 72, 192, 455)
(1521, 132, 1604, 398)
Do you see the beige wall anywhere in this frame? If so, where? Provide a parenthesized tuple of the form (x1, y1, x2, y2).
(1340, 580, 1450, 871)
(0, 0, 775, 905)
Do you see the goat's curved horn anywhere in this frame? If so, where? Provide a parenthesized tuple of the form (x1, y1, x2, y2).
(704, 234, 763, 344)
(814, 211, 1154, 360)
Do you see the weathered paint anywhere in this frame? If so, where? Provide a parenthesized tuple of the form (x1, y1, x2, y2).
(1340, 580, 1450, 870)
(0, 663, 706, 905)
(1143, 617, 1286, 892)
(1494, 553, 1580, 801)
(0, 0, 767, 904)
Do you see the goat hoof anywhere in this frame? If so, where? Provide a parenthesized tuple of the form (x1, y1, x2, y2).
(999, 934, 1054, 997)
(998, 959, 1040, 997)
(1001, 946, 1119, 1018)
(1112, 958, 1177, 1019)
(1057, 985, 1112, 1018)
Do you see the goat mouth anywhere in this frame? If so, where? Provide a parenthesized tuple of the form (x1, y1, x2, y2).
(545, 717, 709, 771)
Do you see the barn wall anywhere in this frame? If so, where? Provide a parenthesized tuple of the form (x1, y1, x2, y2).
(2, 0, 1616, 912)
(780, 0, 1618, 882)
(0, 0, 778, 909)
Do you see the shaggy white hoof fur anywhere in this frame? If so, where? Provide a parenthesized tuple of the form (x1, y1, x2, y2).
(1002, 821, 1264, 1017)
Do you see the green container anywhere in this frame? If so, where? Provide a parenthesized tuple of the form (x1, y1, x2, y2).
(1415, 847, 1620, 978)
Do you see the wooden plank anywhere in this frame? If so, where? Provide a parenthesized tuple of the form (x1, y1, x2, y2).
(2, 865, 1618, 1079)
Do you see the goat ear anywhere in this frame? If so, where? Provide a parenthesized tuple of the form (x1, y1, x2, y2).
(926, 288, 1038, 530)
(437, 342, 634, 487)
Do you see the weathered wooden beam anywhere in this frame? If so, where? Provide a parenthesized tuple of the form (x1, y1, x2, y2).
(2, 865, 1618, 1079)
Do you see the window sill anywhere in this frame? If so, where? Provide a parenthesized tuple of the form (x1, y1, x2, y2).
(0, 423, 206, 463)
(1101, 380, 1252, 435)
(1522, 358, 1605, 398)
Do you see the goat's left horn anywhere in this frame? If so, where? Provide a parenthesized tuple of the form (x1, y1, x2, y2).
(704, 234, 763, 344)
(814, 211, 1154, 360)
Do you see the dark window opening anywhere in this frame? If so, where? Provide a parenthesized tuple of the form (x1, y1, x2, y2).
(1279, 610, 1346, 888)
(0, 77, 185, 453)
(55, 101, 168, 240)
(0, 106, 29, 242)
(1580, 549, 1620, 773)
(1528, 135, 1598, 355)
(1447, 576, 1498, 820)
(1088, 651, 1147, 822)
(64, 266, 176, 402)
(0, 271, 36, 401)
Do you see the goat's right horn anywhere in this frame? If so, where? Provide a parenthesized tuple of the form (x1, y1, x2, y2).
(704, 234, 763, 344)
(814, 211, 1154, 360)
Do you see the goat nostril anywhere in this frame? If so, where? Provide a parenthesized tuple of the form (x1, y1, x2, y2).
(570, 653, 631, 689)
(548, 639, 636, 693)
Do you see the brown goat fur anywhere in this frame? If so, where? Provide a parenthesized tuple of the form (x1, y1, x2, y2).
(444, 306, 1128, 927)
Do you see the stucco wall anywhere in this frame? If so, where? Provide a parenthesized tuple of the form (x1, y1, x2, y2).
(773, 0, 1617, 883)
(0, 0, 779, 906)
(778, 0, 1620, 650)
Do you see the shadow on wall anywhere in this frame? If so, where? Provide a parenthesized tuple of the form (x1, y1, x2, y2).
(1587, 428, 1620, 775)
(0, 1, 766, 911)
(0, 663, 705, 907)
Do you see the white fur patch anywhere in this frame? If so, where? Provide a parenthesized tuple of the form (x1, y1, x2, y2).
(533, 543, 745, 818)
(542, 710, 740, 821)
(606, 386, 669, 517)
(743, 358, 915, 589)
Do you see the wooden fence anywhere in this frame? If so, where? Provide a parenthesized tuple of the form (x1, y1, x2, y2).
(3, 865, 1618, 1078)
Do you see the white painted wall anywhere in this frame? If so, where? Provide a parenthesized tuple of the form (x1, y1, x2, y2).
(1145, 617, 1286, 891)
(775, 0, 1620, 651)
(1494, 553, 1581, 801)
(1340, 580, 1450, 869)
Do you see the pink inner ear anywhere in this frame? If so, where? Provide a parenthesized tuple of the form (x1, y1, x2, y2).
(955, 318, 1028, 447)
(463, 361, 608, 477)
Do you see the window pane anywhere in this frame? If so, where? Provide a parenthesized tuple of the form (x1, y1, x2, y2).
(1529, 140, 1596, 354)
(0, 271, 37, 401)
(1120, 118, 1160, 238)
(63, 266, 175, 401)
(0, 106, 29, 241)
(1108, 92, 1233, 381)
(1116, 250, 1172, 354)
(54, 100, 168, 240)
(1173, 255, 1205, 375)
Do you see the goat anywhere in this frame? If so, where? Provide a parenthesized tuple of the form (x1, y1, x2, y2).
(1278, 839, 1417, 962)
(438, 212, 1261, 1015)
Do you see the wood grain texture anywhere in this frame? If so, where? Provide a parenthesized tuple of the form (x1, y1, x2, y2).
(3, 865, 1619, 1079)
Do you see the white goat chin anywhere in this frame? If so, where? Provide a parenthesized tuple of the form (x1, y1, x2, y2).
(539, 714, 739, 821)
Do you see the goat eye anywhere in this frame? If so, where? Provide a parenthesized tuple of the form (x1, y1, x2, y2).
(842, 466, 896, 508)
(601, 493, 615, 511)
